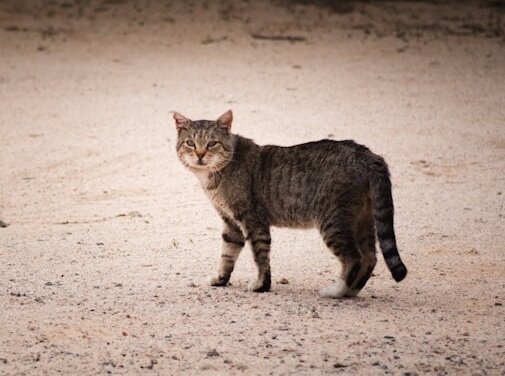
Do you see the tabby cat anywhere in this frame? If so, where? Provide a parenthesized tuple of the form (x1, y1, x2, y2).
(174, 110, 407, 298)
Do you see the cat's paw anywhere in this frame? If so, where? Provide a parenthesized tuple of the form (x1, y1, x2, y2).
(248, 270, 271, 293)
(319, 279, 348, 299)
(248, 281, 270, 293)
(248, 278, 271, 293)
(210, 275, 229, 287)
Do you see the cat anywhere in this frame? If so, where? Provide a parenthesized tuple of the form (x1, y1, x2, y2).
(174, 110, 407, 298)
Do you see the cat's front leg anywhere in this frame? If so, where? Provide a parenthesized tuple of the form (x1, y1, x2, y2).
(210, 217, 245, 287)
(245, 222, 272, 293)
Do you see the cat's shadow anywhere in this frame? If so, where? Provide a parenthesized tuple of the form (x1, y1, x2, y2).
(206, 281, 395, 306)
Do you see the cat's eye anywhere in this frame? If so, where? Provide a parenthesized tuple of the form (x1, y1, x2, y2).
(207, 141, 219, 148)
(186, 140, 195, 147)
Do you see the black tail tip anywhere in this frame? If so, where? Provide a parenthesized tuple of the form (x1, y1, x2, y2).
(391, 264, 407, 282)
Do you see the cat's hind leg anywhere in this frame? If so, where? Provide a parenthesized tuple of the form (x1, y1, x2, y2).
(345, 221, 377, 297)
(319, 213, 362, 299)
(210, 217, 245, 287)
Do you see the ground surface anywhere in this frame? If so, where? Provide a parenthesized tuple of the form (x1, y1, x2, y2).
(1, 0, 504, 375)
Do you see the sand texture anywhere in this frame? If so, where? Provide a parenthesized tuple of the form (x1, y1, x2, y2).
(1, 1, 505, 374)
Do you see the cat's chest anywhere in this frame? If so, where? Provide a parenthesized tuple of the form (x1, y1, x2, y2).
(194, 171, 234, 217)
(194, 170, 211, 188)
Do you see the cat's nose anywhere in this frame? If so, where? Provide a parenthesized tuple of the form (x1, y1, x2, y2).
(196, 151, 206, 163)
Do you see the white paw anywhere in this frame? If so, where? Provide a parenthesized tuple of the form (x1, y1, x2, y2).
(319, 278, 348, 299)
(209, 276, 218, 286)
(248, 280, 261, 292)
(248, 277, 270, 292)
(247, 281, 255, 292)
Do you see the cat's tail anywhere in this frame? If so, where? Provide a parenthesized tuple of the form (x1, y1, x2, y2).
(368, 156, 408, 282)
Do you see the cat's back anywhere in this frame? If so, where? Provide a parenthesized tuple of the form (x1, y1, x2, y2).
(259, 139, 373, 173)
(253, 139, 373, 227)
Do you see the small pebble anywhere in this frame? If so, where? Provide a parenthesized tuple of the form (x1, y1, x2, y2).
(206, 349, 220, 357)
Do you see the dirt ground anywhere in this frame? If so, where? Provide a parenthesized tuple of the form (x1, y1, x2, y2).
(1, 0, 504, 374)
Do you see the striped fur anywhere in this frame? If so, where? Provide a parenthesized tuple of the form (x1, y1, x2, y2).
(174, 110, 407, 298)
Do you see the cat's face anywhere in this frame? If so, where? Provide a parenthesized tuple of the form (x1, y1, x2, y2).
(174, 110, 235, 172)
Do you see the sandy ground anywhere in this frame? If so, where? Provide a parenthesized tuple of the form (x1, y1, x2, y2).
(1, 0, 505, 374)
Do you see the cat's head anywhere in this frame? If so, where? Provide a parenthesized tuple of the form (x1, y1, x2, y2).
(174, 110, 235, 172)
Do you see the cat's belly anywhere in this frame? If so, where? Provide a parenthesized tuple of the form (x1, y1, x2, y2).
(263, 194, 318, 229)
(268, 211, 317, 229)
(271, 218, 316, 229)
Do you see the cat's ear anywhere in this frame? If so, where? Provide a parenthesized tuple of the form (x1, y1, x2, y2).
(216, 110, 233, 131)
(173, 112, 190, 131)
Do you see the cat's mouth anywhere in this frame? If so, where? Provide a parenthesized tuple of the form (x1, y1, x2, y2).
(191, 162, 208, 169)
(180, 155, 208, 170)
(182, 154, 224, 172)
(189, 160, 211, 170)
